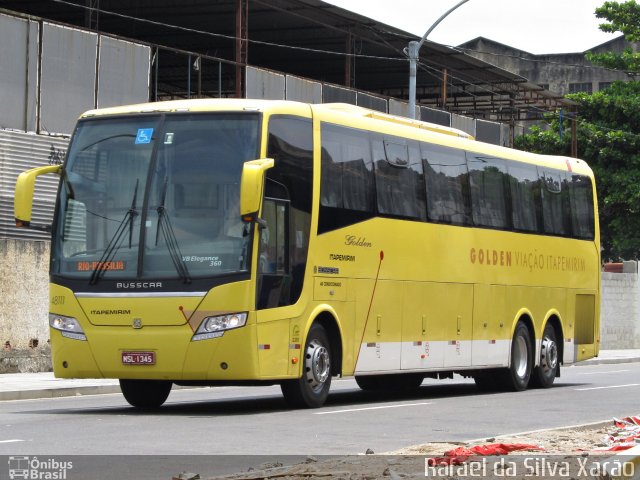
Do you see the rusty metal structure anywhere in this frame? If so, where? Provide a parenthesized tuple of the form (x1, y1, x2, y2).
(0, 0, 576, 130)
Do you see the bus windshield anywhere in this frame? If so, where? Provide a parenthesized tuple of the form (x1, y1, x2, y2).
(52, 112, 260, 282)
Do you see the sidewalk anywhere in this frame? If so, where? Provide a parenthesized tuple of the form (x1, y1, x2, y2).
(577, 348, 640, 366)
(0, 373, 120, 401)
(1, 349, 639, 402)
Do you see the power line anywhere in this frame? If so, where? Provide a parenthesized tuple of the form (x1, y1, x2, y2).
(48, 0, 407, 62)
(47, 0, 589, 123)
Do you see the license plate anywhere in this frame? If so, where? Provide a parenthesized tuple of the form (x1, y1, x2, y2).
(122, 351, 155, 365)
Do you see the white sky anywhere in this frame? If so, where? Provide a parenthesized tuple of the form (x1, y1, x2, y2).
(323, 0, 622, 54)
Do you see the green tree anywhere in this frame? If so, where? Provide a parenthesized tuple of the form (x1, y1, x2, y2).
(515, 2, 640, 260)
(517, 82, 640, 260)
(587, 1, 640, 71)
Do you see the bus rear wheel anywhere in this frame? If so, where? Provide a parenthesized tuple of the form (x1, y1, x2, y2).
(498, 322, 533, 391)
(119, 379, 172, 408)
(531, 323, 559, 388)
(281, 324, 332, 408)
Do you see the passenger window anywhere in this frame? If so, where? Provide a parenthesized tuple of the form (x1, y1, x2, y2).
(374, 137, 426, 220)
(468, 155, 509, 229)
(508, 161, 540, 233)
(421, 143, 471, 225)
(319, 123, 375, 233)
(568, 174, 595, 240)
(540, 169, 570, 236)
(321, 124, 373, 211)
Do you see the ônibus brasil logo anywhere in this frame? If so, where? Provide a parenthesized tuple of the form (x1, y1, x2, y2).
(7, 456, 73, 479)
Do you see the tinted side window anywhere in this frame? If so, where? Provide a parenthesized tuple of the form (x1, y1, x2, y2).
(568, 174, 595, 240)
(540, 169, 570, 236)
(468, 155, 509, 229)
(319, 123, 375, 233)
(421, 143, 471, 225)
(507, 161, 540, 233)
(373, 136, 426, 220)
(262, 115, 313, 308)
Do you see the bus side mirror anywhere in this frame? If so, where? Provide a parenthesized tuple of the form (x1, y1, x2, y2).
(14, 164, 61, 229)
(240, 158, 274, 221)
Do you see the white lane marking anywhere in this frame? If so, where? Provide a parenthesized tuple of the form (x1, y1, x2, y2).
(575, 383, 640, 391)
(576, 370, 629, 375)
(313, 402, 432, 415)
(0, 439, 25, 444)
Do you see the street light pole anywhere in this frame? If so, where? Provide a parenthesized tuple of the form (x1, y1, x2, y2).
(407, 0, 471, 119)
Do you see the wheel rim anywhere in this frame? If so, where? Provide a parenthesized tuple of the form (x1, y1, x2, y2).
(514, 335, 529, 379)
(305, 339, 330, 392)
(540, 336, 558, 373)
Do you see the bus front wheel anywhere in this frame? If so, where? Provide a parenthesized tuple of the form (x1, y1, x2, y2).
(281, 324, 332, 408)
(119, 379, 172, 408)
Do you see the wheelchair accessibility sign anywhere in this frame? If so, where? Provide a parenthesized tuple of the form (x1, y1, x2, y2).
(135, 128, 154, 144)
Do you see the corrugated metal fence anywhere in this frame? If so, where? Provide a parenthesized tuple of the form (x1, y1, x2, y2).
(0, 12, 150, 135)
(245, 66, 510, 146)
(0, 130, 66, 240)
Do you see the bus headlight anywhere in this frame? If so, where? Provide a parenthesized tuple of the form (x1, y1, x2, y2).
(49, 313, 87, 341)
(192, 312, 248, 341)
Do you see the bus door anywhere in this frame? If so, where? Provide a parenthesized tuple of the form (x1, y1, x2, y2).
(254, 115, 314, 379)
(254, 192, 292, 378)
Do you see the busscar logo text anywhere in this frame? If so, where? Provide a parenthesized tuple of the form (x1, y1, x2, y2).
(116, 282, 163, 289)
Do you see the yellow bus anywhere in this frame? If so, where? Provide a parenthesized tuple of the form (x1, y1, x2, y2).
(14, 99, 600, 408)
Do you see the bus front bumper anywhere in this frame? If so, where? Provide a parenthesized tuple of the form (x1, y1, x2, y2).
(50, 323, 263, 382)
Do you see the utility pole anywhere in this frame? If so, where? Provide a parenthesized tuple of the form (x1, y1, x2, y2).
(407, 0, 471, 119)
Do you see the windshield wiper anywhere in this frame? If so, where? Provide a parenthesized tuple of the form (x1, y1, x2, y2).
(78, 134, 136, 154)
(155, 177, 191, 284)
(89, 179, 139, 285)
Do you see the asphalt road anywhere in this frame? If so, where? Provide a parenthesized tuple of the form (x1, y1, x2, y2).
(1, 362, 639, 478)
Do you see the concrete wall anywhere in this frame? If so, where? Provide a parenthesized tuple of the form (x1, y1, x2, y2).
(0, 239, 51, 372)
(601, 271, 640, 349)
(1, 239, 638, 373)
(459, 36, 633, 96)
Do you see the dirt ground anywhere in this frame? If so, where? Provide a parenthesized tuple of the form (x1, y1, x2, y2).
(177, 418, 639, 480)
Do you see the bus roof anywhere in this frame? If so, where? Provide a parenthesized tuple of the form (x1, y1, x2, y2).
(78, 98, 593, 178)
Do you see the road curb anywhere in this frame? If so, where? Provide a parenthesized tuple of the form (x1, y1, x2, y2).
(0, 385, 122, 401)
(576, 357, 640, 366)
(0, 383, 205, 402)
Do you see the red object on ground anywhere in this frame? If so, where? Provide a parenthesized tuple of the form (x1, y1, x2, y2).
(427, 443, 545, 466)
(604, 445, 635, 452)
(614, 416, 640, 428)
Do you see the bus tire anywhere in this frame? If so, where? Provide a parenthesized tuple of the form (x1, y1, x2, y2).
(355, 374, 423, 391)
(119, 379, 172, 408)
(531, 323, 559, 388)
(281, 323, 332, 408)
(498, 322, 533, 391)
